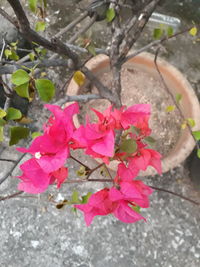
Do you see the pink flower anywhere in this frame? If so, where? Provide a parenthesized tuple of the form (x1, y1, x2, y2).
(50, 166, 68, 189)
(75, 179, 153, 226)
(17, 103, 79, 174)
(17, 158, 68, 194)
(116, 162, 139, 182)
(75, 188, 115, 226)
(112, 104, 151, 130)
(128, 148, 162, 174)
(17, 158, 51, 194)
(110, 180, 153, 208)
(72, 107, 115, 160)
(17, 134, 69, 173)
(112, 200, 145, 223)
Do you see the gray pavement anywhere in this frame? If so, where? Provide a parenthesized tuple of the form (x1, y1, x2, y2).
(0, 146, 200, 267)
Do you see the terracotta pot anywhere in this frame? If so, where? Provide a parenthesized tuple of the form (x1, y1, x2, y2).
(67, 52, 200, 176)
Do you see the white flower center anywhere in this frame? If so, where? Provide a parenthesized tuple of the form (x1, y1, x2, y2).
(35, 152, 42, 159)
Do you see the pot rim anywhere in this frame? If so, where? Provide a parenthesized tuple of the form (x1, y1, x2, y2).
(67, 52, 200, 176)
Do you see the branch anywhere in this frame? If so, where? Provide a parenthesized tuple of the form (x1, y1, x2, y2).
(0, 154, 26, 185)
(68, 15, 97, 44)
(0, 158, 17, 162)
(7, 0, 80, 66)
(81, 65, 115, 103)
(123, 24, 199, 64)
(0, 59, 71, 74)
(119, 0, 161, 63)
(5, 0, 113, 103)
(0, 191, 23, 201)
(0, 7, 18, 27)
(54, 11, 88, 38)
(55, 94, 102, 106)
(150, 186, 200, 206)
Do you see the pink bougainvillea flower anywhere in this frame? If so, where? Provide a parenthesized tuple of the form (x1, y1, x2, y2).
(44, 102, 79, 133)
(17, 103, 79, 174)
(72, 119, 115, 160)
(116, 162, 139, 182)
(17, 134, 69, 173)
(17, 158, 51, 194)
(75, 179, 152, 226)
(112, 200, 145, 223)
(112, 104, 151, 130)
(110, 180, 153, 208)
(91, 106, 116, 132)
(75, 188, 115, 226)
(17, 158, 68, 194)
(134, 116, 152, 137)
(128, 147, 162, 174)
(50, 166, 68, 189)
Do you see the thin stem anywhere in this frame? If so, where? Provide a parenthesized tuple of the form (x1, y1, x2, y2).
(68, 14, 97, 44)
(0, 154, 26, 185)
(54, 11, 88, 38)
(70, 155, 90, 170)
(0, 158, 17, 163)
(87, 163, 104, 179)
(154, 49, 200, 150)
(0, 191, 23, 201)
(150, 186, 200, 206)
(123, 24, 199, 64)
(104, 164, 114, 181)
(0, 38, 6, 61)
(0, 7, 18, 27)
(55, 94, 102, 106)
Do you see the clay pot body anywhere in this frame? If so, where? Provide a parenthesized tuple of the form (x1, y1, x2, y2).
(67, 53, 200, 176)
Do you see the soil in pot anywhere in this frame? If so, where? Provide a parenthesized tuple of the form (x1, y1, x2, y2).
(78, 65, 182, 157)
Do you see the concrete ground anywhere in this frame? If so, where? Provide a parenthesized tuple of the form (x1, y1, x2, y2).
(0, 1, 200, 266)
(0, 146, 200, 267)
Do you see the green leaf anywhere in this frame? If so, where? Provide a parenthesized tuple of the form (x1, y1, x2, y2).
(14, 82, 30, 99)
(197, 149, 200, 159)
(175, 93, 182, 104)
(28, 0, 38, 12)
(9, 126, 30, 146)
(132, 205, 141, 213)
(0, 109, 6, 119)
(35, 21, 46, 32)
(81, 192, 92, 204)
(106, 8, 115, 22)
(86, 43, 96, 56)
(6, 107, 22, 120)
(4, 49, 12, 58)
(189, 27, 197, 37)
(31, 131, 42, 139)
(10, 41, 18, 47)
(120, 139, 137, 154)
(167, 26, 174, 37)
(11, 70, 30, 86)
(29, 52, 35, 61)
(144, 136, 156, 145)
(187, 118, 195, 128)
(9, 50, 19, 61)
(153, 28, 163, 39)
(0, 126, 3, 142)
(0, 119, 6, 126)
(71, 191, 80, 204)
(166, 105, 175, 112)
(192, 131, 200, 141)
(35, 79, 55, 102)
